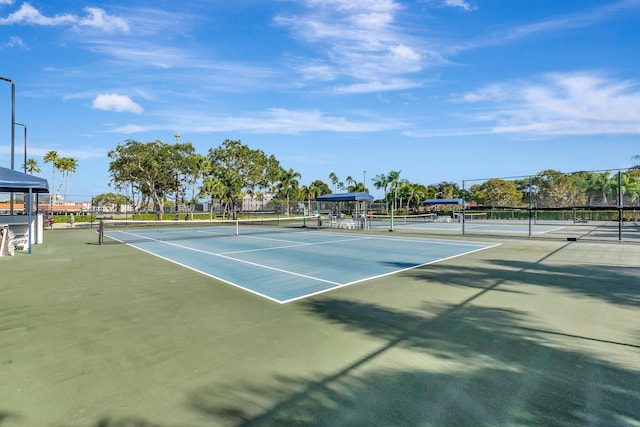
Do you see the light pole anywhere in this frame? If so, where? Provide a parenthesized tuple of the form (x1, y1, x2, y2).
(0, 76, 15, 170)
(1, 76, 16, 215)
(363, 170, 367, 191)
(15, 122, 26, 174)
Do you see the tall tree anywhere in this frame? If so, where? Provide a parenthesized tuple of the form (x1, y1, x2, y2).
(24, 158, 40, 175)
(184, 153, 211, 219)
(207, 139, 281, 217)
(584, 171, 613, 206)
(109, 140, 194, 219)
(387, 170, 401, 212)
(44, 150, 59, 208)
(329, 172, 339, 192)
(276, 168, 301, 216)
(372, 173, 390, 213)
(57, 157, 78, 202)
(199, 176, 226, 219)
(470, 178, 522, 208)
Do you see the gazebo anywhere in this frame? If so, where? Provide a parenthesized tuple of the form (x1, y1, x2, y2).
(316, 192, 375, 229)
(0, 166, 50, 254)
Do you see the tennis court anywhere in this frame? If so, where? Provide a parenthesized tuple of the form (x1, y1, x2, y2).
(1, 226, 639, 426)
(104, 220, 499, 303)
(368, 214, 563, 234)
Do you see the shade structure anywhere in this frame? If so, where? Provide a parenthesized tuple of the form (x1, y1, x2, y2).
(317, 192, 374, 202)
(0, 166, 49, 254)
(0, 166, 49, 193)
(422, 198, 465, 205)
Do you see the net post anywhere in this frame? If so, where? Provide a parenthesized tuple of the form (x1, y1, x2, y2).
(528, 176, 532, 239)
(98, 219, 104, 245)
(618, 170, 623, 243)
(235, 218, 240, 236)
(461, 181, 466, 235)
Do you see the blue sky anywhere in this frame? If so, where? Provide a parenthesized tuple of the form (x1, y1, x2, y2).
(1, 0, 639, 199)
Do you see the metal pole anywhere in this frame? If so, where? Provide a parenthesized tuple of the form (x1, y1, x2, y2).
(15, 122, 26, 173)
(462, 181, 466, 235)
(618, 171, 623, 243)
(528, 176, 532, 238)
(1, 77, 16, 214)
(27, 188, 33, 254)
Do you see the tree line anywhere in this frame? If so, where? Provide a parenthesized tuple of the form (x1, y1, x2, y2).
(104, 139, 640, 217)
(23, 138, 639, 217)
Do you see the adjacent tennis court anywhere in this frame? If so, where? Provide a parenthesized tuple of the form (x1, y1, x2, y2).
(368, 214, 564, 234)
(104, 221, 499, 303)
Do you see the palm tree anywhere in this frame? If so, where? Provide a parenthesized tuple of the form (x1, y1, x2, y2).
(24, 158, 40, 175)
(185, 154, 211, 219)
(372, 173, 390, 213)
(329, 172, 339, 192)
(57, 157, 78, 203)
(43, 150, 59, 208)
(199, 176, 226, 219)
(585, 171, 613, 206)
(277, 168, 301, 216)
(299, 181, 324, 216)
(387, 170, 401, 212)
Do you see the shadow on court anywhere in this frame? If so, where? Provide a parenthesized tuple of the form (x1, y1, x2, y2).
(180, 241, 639, 426)
(2, 229, 638, 426)
(187, 301, 640, 426)
(401, 259, 640, 308)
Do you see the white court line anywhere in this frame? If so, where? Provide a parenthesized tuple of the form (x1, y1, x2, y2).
(106, 229, 500, 304)
(220, 236, 374, 255)
(108, 230, 342, 286)
(279, 242, 502, 304)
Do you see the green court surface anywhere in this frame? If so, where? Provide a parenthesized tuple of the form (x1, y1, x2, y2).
(1, 227, 639, 426)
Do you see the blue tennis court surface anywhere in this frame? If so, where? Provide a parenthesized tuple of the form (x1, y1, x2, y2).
(371, 219, 564, 234)
(106, 226, 499, 304)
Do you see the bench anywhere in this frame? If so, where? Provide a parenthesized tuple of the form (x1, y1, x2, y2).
(3, 228, 29, 256)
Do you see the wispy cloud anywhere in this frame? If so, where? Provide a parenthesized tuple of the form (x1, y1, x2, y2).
(112, 108, 405, 135)
(443, 0, 476, 11)
(1, 35, 27, 50)
(0, 3, 129, 33)
(412, 72, 640, 137)
(275, 0, 435, 92)
(92, 93, 143, 113)
(448, 0, 640, 54)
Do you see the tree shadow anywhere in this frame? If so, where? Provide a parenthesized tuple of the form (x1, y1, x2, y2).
(188, 300, 640, 426)
(416, 258, 639, 307)
(0, 412, 19, 426)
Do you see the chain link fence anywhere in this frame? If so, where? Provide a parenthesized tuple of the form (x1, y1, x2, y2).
(460, 168, 639, 243)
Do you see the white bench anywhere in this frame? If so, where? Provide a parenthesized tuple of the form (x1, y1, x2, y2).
(4, 228, 29, 256)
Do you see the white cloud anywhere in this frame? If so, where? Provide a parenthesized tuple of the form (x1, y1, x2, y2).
(0, 3, 128, 33)
(1, 35, 27, 50)
(448, 0, 639, 54)
(275, 0, 431, 92)
(92, 93, 143, 113)
(77, 7, 129, 33)
(424, 72, 640, 137)
(111, 108, 404, 135)
(0, 0, 14, 5)
(444, 0, 476, 11)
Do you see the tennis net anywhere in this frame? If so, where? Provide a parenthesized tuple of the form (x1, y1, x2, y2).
(99, 216, 314, 244)
(367, 213, 436, 227)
